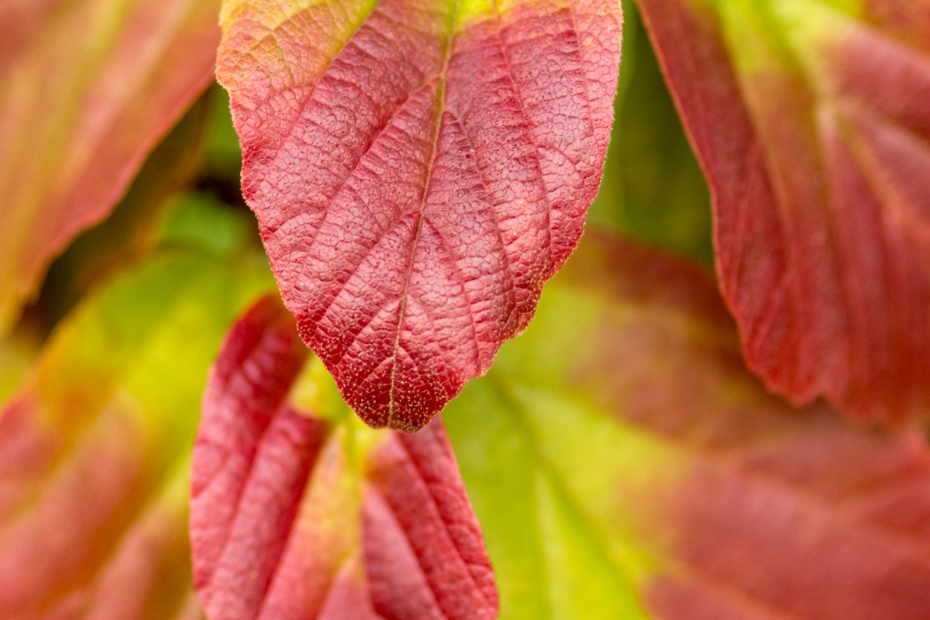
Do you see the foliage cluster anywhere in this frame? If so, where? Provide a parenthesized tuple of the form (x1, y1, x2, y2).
(1, 0, 929, 618)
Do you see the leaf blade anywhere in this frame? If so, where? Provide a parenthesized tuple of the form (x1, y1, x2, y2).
(191, 295, 499, 619)
(217, 0, 623, 430)
(635, 0, 930, 421)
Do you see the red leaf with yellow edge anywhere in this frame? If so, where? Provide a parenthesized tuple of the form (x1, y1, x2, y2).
(635, 0, 930, 422)
(0, 242, 272, 619)
(444, 229, 930, 619)
(0, 0, 222, 332)
(216, 0, 623, 430)
(191, 295, 498, 620)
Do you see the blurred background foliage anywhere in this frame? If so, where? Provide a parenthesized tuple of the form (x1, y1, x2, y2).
(589, 0, 713, 266)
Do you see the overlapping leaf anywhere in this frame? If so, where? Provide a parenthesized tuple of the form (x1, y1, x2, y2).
(216, 0, 623, 430)
(635, 0, 930, 421)
(0, 224, 271, 619)
(444, 230, 930, 619)
(190, 295, 498, 620)
(0, 0, 222, 333)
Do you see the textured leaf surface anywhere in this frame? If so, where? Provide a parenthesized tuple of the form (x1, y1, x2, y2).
(444, 230, 930, 619)
(0, 235, 271, 618)
(0, 0, 221, 332)
(191, 296, 498, 620)
(217, 0, 623, 430)
(636, 0, 930, 421)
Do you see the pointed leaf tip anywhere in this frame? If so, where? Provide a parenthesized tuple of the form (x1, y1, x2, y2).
(216, 0, 624, 430)
(191, 294, 499, 620)
(637, 0, 930, 422)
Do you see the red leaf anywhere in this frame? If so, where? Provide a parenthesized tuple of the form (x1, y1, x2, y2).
(216, 0, 623, 430)
(636, 0, 930, 421)
(191, 295, 498, 620)
(0, 0, 221, 332)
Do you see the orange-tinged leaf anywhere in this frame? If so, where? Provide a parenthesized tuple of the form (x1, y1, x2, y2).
(191, 296, 498, 620)
(635, 0, 930, 422)
(0, 0, 222, 332)
(216, 0, 623, 430)
(444, 229, 930, 619)
(0, 245, 272, 619)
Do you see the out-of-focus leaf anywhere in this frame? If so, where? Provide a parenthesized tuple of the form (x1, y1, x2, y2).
(636, 0, 930, 422)
(0, 244, 272, 619)
(191, 296, 498, 620)
(0, 0, 222, 333)
(0, 328, 40, 404)
(157, 193, 252, 258)
(216, 0, 623, 431)
(588, 3, 712, 264)
(445, 230, 930, 620)
(203, 85, 243, 184)
(31, 96, 210, 334)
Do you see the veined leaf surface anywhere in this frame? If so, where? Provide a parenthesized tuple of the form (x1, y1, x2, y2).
(190, 296, 498, 620)
(216, 0, 623, 430)
(0, 0, 221, 333)
(445, 230, 930, 619)
(0, 225, 271, 618)
(636, 0, 930, 421)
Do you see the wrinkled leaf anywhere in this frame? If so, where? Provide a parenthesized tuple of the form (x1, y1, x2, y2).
(445, 230, 930, 620)
(191, 296, 498, 620)
(636, 0, 930, 421)
(217, 0, 623, 430)
(0, 0, 222, 332)
(0, 214, 272, 619)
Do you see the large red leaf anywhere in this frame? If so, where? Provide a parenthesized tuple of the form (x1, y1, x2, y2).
(0, 0, 221, 332)
(445, 229, 930, 619)
(191, 295, 498, 620)
(636, 0, 930, 421)
(216, 0, 623, 430)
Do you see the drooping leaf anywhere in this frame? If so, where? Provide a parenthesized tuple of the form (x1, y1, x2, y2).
(0, 216, 272, 619)
(191, 295, 498, 620)
(444, 230, 930, 620)
(0, 0, 222, 333)
(216, 0, 624, 430)
(635, 0, 930, 421)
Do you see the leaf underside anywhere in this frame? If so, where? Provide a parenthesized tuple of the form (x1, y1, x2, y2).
(191, 295, 498, 620)
(636, 0, 930, 422)
(217, 0, 623, 430)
